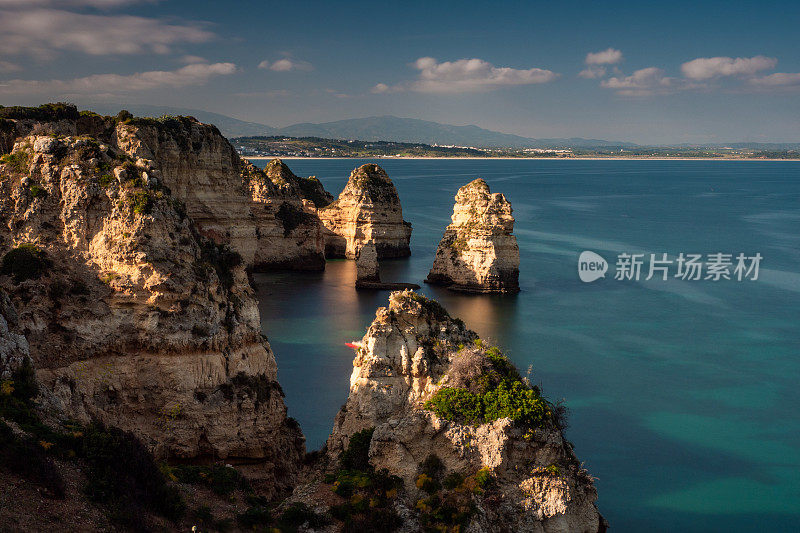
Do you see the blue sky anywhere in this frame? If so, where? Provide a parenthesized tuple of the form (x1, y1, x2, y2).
(1, 0, 798, 143)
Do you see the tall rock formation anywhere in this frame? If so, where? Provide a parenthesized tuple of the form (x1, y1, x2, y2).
(0, 116, 303, 497)
(326, 291, 603, 532)
(426, 179, 520, 293)
(318, 164, 412, 259)
(113, 118, 328, 270)
(355, 241, 381, 287)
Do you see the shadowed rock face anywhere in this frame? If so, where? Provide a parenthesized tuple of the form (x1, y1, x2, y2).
(355, 241, 381, 286)
(318, 164, 412, 259)
(325, 291, 604, 532)
(426, 179, 520, 293)
(0, 120, 304, 498)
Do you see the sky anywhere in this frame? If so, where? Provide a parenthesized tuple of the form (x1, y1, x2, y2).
(0, 0, 799, 144)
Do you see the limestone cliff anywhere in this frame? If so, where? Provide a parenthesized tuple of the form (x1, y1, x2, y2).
(426, 179, 520, 293)
(325, 291, 603, 532)
(318, 164, 412, 259)
(113, 118, 328, 271)
(0, 126, 303, 496)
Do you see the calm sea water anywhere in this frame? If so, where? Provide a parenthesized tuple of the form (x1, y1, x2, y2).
(252, 159, 800, 532)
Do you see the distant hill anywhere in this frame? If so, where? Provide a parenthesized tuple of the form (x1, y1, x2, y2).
(677, 142, 800, 150)
(84, 103, 798, 149)
(274, 115, 539, 148)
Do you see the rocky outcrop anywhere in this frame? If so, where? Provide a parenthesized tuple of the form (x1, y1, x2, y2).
(355, 241, 381, 287)
(326, 291, 603, 532)
(318, 164, 412, 259)
(113, 119, 328, 271)
(0, 128, 303, 496)
(426, 179, 520, 293)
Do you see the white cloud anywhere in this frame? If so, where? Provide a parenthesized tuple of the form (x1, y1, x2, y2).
(0, 62, 237, 95)
(258, 58, 313, 72)
(585, 48, 623, 65)
(601, 67, 677, 96)
(0, 60, 20, 72)
(0, 8, 213, 58)
(681, 55, 777, 80)
(0, 0, 150, 6)
(377, 57, 558, 94)
(748, 72, 800, 88)
(579, 65, 606, 79)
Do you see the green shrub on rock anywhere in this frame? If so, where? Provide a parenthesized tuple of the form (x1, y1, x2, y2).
(424, 342, 554, 431)
(1, 244, 51, 283)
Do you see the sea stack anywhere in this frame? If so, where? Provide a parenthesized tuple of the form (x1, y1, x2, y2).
(355, 241, 380, 287)
(318, 164, 412, 259)
(426, 179, 520, 293)
(324, 291, 604, 532)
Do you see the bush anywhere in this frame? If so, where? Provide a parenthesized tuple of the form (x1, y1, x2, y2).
(98, 174, 115, 188)
(236, 505, 271, 528)
(482, 380, 551, 428)
(415, 473, 440, 494)
(277, 502, 329, 531)
(1, 244, 51, 283)
(485, 346, 522, 382)
(168, 464, 250, 496)
(81, 423, 186, 524)
(424, 387, 483, 424)
(29, 184, 47, 199)
(0, 420, 66, 498)
(425, 342, 555, 432)
(1, 149, 31, 173)
(0, 103, 79, 122)
(442, 472, 464, 490)
(340, 427, 374, 471)
(128, 190, 153, 215)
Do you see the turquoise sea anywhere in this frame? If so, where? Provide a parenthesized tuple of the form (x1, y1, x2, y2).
(252, 159, 800, 532)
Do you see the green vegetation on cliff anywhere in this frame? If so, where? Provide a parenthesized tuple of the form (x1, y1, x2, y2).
(424, 343, 555, 431)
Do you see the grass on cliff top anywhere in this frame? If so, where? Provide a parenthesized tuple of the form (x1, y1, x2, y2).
(424, 344, 561, 433)
(393, 291, 462, 326)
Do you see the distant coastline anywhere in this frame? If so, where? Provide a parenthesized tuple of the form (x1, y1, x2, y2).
(245, 156, 800, 162)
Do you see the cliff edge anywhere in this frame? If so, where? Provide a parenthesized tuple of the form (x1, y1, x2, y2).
(0, 109, 303, 497)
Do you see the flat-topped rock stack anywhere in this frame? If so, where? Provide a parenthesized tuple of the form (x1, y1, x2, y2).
(426, 179, 520, 293)
(318, 164, 412, 259)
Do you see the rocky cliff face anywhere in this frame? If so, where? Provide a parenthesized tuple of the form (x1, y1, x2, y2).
(0, 290, 28, 380)
(318, 164, 412, 259)
(355, 241, 381, 287)
(114, 119, 328, 271)
(426, 179, 520, 293)
(0, 127, 303, 496)
(326, 291, 603, 532)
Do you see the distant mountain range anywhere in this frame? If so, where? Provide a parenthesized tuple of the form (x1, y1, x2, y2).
(79, 103, 798, 150)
